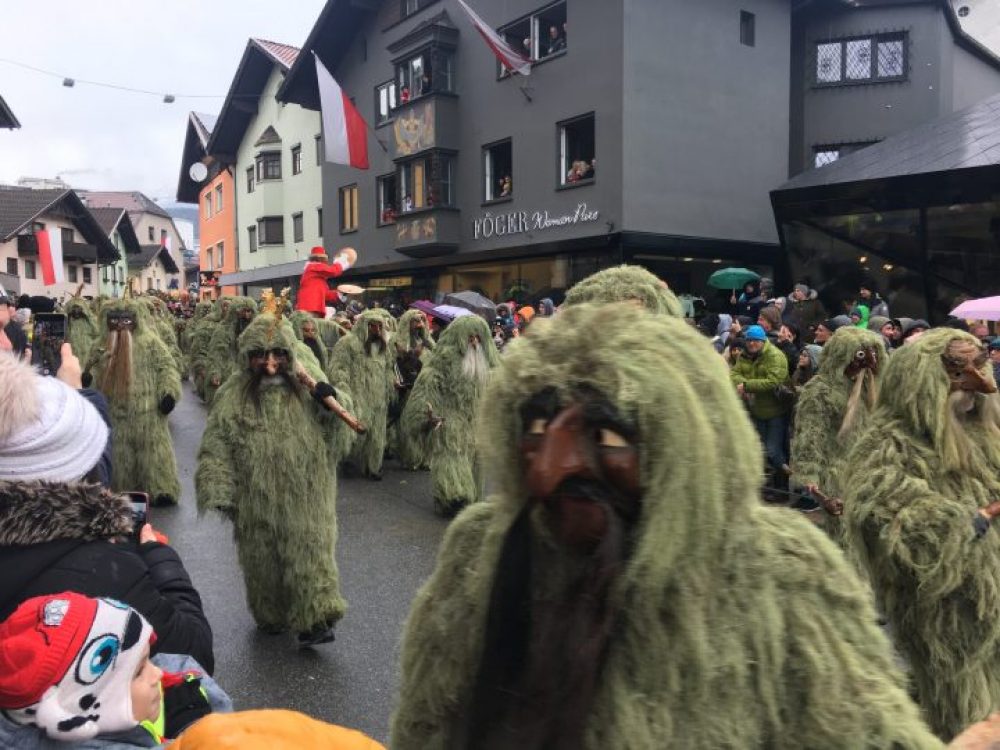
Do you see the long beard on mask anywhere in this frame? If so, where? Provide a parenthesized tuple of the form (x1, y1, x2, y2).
(939, 388, 1000, 471)
(457, 480, 632, 750)
(462, 345, 490, 382)
(838, 369, 879, 440)
(366, 331, 388, 358)
(241, 366, 301, 414)
(97, 329, 133, 402)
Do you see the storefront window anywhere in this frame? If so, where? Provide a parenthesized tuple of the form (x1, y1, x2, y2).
(927, 201, 1000, 319)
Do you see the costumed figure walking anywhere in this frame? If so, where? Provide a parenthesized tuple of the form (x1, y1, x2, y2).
(295, 246, 356, 318)
(390, 309, 435, 470)
(204, 296, 258, 406)
(189, 298, 230, 400)
(62, 296, 100, 367)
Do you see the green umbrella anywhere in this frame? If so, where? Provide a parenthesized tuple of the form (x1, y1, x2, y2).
(707, 267, 760, 291)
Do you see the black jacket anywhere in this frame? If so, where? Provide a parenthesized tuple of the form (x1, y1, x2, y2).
(0, 481, 215, 673)
(3, 320, 27, 356)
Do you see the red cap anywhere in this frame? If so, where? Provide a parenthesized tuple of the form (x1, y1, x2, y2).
(0, 593, 97, 709)
(309, 246, 328, 261)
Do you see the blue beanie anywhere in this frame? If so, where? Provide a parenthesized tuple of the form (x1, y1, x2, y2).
(745, 325, 767, 342)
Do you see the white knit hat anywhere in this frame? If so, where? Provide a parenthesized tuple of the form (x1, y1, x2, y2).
(0, 353, 109, 482)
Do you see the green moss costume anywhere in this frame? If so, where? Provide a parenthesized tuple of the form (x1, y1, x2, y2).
(392, 304, 942, 749)
(400, 315, 498, 515)
(288, 310, 329, 371)
(189, 300, 227, 400)
(63, 297, 100, 365)
(325, 308, 396, 478)
(90, 299, 182, 505)
(204, 296, 258, 406)
(844, 328, 1000, 740)
(181, 301, 213, 355)
(196, 313, 353, 633)
(563, 264, 683, 316)
(391, 309, 436, 471)
(143, 296, 184, 374)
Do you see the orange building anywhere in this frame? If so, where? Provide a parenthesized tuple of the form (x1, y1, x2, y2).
(176, 112, 237, 299)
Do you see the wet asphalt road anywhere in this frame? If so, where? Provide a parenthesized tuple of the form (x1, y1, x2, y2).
(154, 383, 447, 743)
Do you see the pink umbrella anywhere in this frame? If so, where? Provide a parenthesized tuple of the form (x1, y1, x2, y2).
(950, 296, 1000, 322)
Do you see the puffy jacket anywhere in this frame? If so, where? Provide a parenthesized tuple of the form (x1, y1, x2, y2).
(730, 341, 790, 419)
(0, 482, 214, 673)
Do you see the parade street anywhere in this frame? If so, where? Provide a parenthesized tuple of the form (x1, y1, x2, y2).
(156, 382, 446, 743)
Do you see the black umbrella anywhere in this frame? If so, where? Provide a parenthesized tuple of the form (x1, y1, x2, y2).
(443, 290, 496, 322)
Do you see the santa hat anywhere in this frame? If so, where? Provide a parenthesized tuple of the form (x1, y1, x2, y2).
(308, 246, 328, 262)
(0, 592, 155, 741)
(0, 354, 109, 482)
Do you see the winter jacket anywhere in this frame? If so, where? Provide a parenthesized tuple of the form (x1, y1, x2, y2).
(0, 654, 231, 749)
(0, 482, 214, 673)
(3, 320, 28, 356)
(78, 387, 113, 487)
(783, 290, 826, 340)
(730, 341, 790, 420)
(864, 295, 889, 318)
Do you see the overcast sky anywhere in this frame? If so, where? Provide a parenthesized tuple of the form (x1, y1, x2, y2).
(0, 0, 326, 203)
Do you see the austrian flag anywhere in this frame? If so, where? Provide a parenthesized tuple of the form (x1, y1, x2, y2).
(314, 53, 369, 170)
(456, 0, 532, 76)
(35, 229, 65, 286)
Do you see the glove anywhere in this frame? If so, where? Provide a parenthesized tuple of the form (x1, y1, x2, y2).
(163, 674, 212, 738)
(159, 394, 176, 415)
(312, 381, 336, 404)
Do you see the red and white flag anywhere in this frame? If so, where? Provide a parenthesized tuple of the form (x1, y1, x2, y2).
(35, 229, 65, 286)
(161, 232, 171, 253)
(314, 53, 369, 170)
(456, 0, 532, 76)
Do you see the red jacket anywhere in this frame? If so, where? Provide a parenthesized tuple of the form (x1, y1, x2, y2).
(295, 259, 347, 316)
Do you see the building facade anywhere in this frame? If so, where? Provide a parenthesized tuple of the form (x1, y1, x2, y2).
(127, 245, 180, 293)
(89, 207, 142, 298)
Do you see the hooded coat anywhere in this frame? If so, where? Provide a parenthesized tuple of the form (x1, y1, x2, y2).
(392, 304, 940, 749)
(400, 316, 499, 515)
(783, 288, 826, 340)
(204, 297, 257, 406)
(288, 310, 329, 372)
(196, 314, 353, 633)
(63, 298, 100, 365)
(88, 299, 182, 505)
(391, 309, 436, 470)
(844, 329, 1000, 740)
(325, 309, 397, 478)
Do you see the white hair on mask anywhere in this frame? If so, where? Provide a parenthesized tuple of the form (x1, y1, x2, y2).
(462, 345, 490, 382)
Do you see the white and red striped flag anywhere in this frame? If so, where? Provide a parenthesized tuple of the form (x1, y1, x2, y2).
(35, 229, 64, 286)
(314, 53, 369, 170)
(456, 0, 532, 76)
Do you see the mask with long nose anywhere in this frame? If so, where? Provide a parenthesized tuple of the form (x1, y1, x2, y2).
(942, 340, 997, 395)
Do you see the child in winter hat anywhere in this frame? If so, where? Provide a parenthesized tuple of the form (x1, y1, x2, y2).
(0, 592, 159, 742)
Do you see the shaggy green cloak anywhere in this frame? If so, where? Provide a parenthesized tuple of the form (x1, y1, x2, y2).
(325, 308, 397, 478)
(89, 299, 182, 505)
(142, 297, 184, 374)
(204, 296, 258, 406)
(62, 297, 100, 365)
(844, 328, 1000, 740)
(181, 301, 213, 355)
(317, 318, 347, 351)
(392, 304, 941, 749)
(563, 264, 683, 316)
(189, 300, 227, 399)
(391, 309, 436, 470)
(288, 310, 329, 371)
(400, 315, 499, 515)
(196, 313, 353, 632)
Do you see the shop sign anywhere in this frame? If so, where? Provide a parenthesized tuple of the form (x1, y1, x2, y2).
(371, 276, 413, 288)
(473, 202, 600, 240)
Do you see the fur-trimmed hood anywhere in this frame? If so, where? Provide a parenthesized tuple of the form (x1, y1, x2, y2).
(0, 481, 132, 546)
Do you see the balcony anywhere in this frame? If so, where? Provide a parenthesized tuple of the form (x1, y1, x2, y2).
(389, 92, 459, 161)
(17, 235, 99, 262)
(393, 207, 460, 258)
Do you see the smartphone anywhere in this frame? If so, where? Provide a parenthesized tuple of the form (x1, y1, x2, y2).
(125, 491, 150, 536)
(30, 313, 67, 376)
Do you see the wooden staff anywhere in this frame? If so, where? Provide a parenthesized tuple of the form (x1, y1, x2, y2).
(295, 363, 366, 434)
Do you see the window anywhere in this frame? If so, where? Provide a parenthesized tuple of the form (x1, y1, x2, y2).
(217, 241, 224, 269)
(215, 184, 223, 212)
(813, 141, 878, 168)
(292, 145, 303, 175)
(318, 208, 324, 237)
(5, 258, 16, 276)
(814, 148, 840, 168)
(258, 217, 283, 245)
(256, 151, 282, 181)
(376, 80, 398, 123)
(148, 226, 155, 241)
(292, 212, 304, 243)
(61, 227, 74, 246)
(316, 134, 323, 165)
(498, 1, 566, 70)
(339, 185, 360, 233)
(68, 265, 78, 283)
(103, 266, 108, 282)
(814, 33, 906, 85)
(24, 260, 36, 279)
(160, 229, 167, 245)
(483, 139, 513, 202)
(248, 226, 257, 253)
(402, 0, 435, 18)
(740, 11, 755, 47)
(204, 192, 213, 218)
(207, 247, 214, 271)
(399, 153, 454, 210)
(558, 114, 595, 186)
(377, 173, 398, 225)
(396, 49, 453, 100)
(83, 267, 92, 284)
(246, 167, 255, 193)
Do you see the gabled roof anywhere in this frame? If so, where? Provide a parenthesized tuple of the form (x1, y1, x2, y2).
(87, 207, 143, 255)
(254, 125, 282, 146)
(776, 91, 1000, 192)
(191, 112, 217, 147)
(206, 38, 301, 163)
(0, 94, 20, 129)
(79, 190, 172, 219)
(278, 0, 380, 109)
(176, 111, 219, 204)
(0, 186, 120, 263)
(129, 244, 180, 274)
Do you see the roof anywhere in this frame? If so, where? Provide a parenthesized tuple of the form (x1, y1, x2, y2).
(0, 186, 120, 263)
(776, 91, 1000, 192)
(176, 111, 219, 204)
(191, 112, 217, 147)
(277, 0, 379, 109)
(88, 206, 127, 236)
(206, 38, 301, 162)
(87, 207, 142, 255)
(0, 94, 20, 129)
(129, 244, 180, 274)
(79, 190, 172, 219)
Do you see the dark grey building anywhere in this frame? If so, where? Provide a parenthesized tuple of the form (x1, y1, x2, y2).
(270, 0, 999, 312)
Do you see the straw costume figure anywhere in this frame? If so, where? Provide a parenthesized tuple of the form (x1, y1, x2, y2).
(190, 298, 230, 400)
(391, 309, 435, 470)
(63, 296, 100, 366)
(204, 296, 257, 405)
